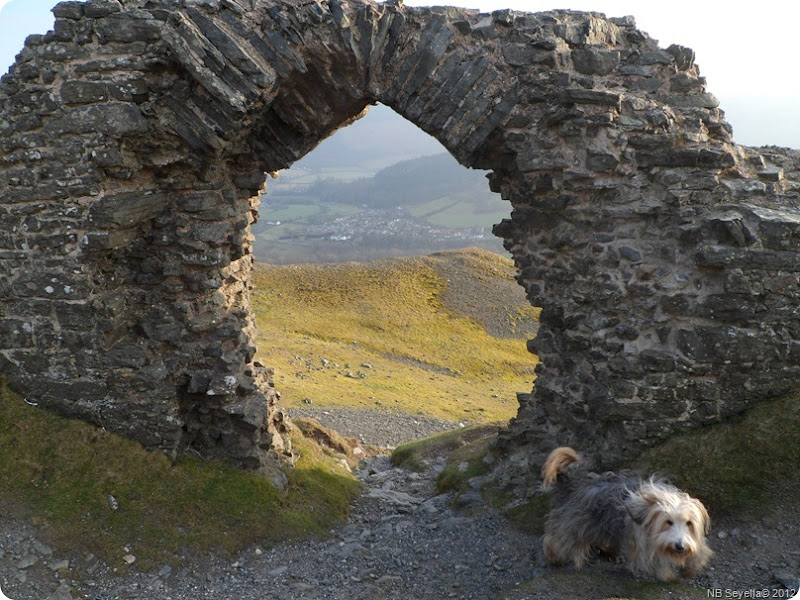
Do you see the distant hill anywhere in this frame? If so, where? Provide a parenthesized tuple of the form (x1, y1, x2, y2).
(294, 103, 445, 173)
(305, 152, 494, 209)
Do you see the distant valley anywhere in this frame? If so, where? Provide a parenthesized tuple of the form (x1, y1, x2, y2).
(252, 105, 511, 264)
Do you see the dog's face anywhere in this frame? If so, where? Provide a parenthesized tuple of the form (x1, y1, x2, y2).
(648, 497, 709, 561)
(629, 482, 711, 565)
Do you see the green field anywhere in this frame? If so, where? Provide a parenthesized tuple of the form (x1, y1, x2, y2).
(259, 202, 320, 222)
(254, 200, 362, 238)
(408, 191, 509, 227)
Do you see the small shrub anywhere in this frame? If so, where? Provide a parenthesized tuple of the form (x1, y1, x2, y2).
(435, 435, 493, 494)
(502, 495, 550, 535)
(390, 423, 500, 472)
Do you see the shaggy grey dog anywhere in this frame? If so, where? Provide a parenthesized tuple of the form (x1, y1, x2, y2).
(541, 447, 713, 582)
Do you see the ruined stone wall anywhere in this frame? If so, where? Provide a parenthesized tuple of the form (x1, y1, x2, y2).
(1, 0, 799, 485)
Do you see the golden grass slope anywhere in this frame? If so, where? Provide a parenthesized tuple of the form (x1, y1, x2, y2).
(251, 248, 540, 424)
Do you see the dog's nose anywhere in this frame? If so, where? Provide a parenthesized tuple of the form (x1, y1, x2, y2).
(674, 542, 685, 554)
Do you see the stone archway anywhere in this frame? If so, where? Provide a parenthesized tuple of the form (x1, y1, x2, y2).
(2, 0, 799, 482)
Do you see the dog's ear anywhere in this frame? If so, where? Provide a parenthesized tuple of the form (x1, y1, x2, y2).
(626, 486, 660, 525)
(691, 498, 711, 535)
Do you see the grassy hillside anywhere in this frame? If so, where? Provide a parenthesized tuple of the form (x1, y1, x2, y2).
(251, 248, 539, 424)
(0, 380, 361, 569)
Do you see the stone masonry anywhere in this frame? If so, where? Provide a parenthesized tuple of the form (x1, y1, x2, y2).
(1, 0, 799, 485)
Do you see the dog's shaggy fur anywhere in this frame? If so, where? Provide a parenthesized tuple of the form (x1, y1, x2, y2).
(541, 447, 713, 582)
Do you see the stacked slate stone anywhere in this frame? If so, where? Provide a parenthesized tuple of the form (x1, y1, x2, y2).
(1, 0, 799, 489)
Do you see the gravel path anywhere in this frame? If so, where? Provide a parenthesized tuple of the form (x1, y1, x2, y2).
(287, 406, 465, 448)
(1, 410, 798, 600)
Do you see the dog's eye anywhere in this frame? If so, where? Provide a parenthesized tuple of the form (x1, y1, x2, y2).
(687, 520, 694, 528)
(666, 519, 674, 526)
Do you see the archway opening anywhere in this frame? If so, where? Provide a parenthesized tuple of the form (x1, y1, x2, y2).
(248, 103, 540, 449)
(253, 103, 507, 264)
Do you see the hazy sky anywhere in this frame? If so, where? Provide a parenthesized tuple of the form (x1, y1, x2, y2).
(1, 0, 797, 148)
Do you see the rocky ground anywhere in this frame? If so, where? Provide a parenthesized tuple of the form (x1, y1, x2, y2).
(1, 408, 798, 600)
